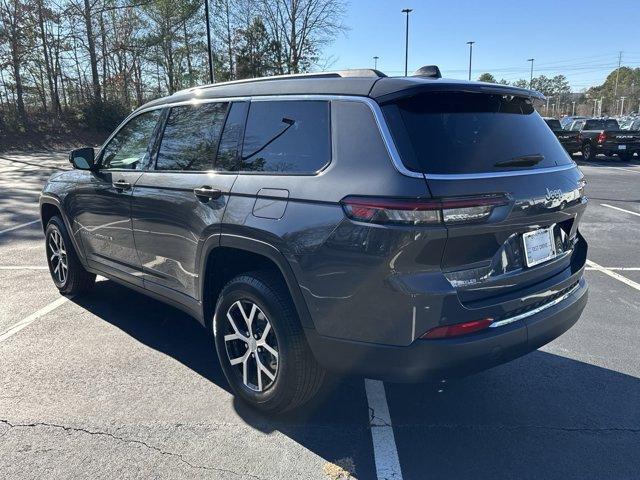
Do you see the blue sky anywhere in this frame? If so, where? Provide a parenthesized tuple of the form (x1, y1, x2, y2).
(328, 0, 640, 90)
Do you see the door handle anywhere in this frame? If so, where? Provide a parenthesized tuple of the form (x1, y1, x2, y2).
(112, 179, 131, 191)
(194, 186, 222, 200)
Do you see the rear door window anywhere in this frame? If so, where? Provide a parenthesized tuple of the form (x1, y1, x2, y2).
(239, 100, 330, 173)
(156, 102, 228, 171)
(383, 92, 572, 175)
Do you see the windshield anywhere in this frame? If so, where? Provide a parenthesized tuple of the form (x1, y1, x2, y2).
(382, 91, 572, 175)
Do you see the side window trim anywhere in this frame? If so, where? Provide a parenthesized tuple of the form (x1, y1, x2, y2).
(149, 107, 170, 171)
(96, 107, 164, 171)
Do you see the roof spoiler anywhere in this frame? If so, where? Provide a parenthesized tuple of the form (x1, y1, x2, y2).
(412, 65, 442, 79)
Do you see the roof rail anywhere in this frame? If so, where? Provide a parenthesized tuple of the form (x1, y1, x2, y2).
(172, 69, 386, 96)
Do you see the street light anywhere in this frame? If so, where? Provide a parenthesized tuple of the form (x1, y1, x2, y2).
(466, 41, 475, 81)
(204, 0, 214, 83)
(620, 96, 626, 116)
(527, 58, 534, 89)
(402, 8, 413, 76)
(373, 56, 379, 70)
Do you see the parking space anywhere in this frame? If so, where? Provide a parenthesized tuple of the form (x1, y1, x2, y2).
(1, 152, 639, 479)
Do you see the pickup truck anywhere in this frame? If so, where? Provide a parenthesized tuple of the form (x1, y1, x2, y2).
(544, 117, 581, 155)
(567, 118, 640, 161)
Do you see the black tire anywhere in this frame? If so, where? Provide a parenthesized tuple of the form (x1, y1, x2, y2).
(45, 215, 96, 295)
(213, 271, 325, 413)
(582, 142, 595, 161)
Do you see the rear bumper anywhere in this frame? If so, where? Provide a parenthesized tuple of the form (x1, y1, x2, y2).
(596, 143, 640, 153)
(305, 277, 588, 382)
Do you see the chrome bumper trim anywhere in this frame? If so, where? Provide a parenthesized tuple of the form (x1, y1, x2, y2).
(489, 282, 581, 328)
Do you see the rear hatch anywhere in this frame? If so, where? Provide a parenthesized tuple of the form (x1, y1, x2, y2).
(606, 130, 640, 146)
(381, 90, 587, 306)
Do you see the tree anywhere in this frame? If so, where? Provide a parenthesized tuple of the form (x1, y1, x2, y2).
(477, 73, 496, 83)
(235, 17, 278, 79)
(260, 0, 347, 74)
(0, 0, 29, 124)
(513, 79, 529, 89)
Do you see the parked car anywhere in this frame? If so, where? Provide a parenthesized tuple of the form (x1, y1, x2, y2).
(544, 117, 581, 155)
(567, 118, 640, 160)
(40, 68, 589, 412)
(621, 117, 640, 131)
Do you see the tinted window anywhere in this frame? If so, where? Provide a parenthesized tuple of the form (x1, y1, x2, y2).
(101, 110, 162, 170)
(584, 119, 620, 131)
(239, 101, 330, 173)
(383, 92, 571, 174)
(156, 102, 228, 171)
(215, 102, 249, 171)
(545, 119, 562, 130)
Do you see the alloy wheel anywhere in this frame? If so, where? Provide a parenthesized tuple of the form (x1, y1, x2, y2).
(47, 229, 68, 285)
(223, 300, 279, 392)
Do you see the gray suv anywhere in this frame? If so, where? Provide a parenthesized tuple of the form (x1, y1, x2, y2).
(40, 68, 589, 412)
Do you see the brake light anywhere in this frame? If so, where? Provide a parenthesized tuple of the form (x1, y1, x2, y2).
(597, 132, 607, 144)
(422, 318, 494, 339)
(341, 195, 509, 225)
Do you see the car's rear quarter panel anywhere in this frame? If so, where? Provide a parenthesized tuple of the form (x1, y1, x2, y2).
(221, 99, 443, 346)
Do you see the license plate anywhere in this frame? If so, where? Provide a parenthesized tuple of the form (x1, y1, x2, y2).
(523, 227, 556, 267)
(618, 145, 627, 150)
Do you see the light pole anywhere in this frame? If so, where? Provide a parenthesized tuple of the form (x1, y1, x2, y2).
(204, 0, 214, 83)
(527, 58, 534, 89)
(373, 56, 379, 70)
(467, 41, 475, 81)
(592, 99, 597, 117)
(402, 8, 413, 76)
(572, 101, 576, 116)
(620, 96, 626, 116)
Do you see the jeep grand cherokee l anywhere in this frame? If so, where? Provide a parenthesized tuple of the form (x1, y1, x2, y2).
(40, 67, 589, 413)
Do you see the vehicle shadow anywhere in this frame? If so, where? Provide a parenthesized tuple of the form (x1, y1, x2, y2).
(71, 280, 640, 480)
(71, 279, 377, 479)
(384, 350, 640, 480)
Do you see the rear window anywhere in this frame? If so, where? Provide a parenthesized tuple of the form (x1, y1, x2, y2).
(584, 119, 619, 130)
(383, 92, 572, 175)
(545, 119, 562, 130)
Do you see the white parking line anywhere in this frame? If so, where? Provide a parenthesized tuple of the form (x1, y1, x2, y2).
(601, 203, 640, 218)
(0, 296, 70, 343)
(364, 379, 404, 480)
(0, 219, 40, 235)
(585, 267, 640, 271)
(586, 260, 640, 293)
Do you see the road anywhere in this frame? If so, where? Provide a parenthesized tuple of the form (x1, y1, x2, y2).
(1, 151, 639, 479)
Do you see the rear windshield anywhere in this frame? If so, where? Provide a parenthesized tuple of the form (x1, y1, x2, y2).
(545, 119, 562, 130)
(584, 119, 619, 130)
(382, 92, 573, 175)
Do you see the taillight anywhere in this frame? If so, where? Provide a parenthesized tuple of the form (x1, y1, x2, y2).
(422, 318, 494, 339)
(597, 132, 607, 144)
(341, 195, 509, 226)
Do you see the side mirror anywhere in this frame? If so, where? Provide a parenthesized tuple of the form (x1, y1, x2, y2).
(69, 147, 96, 170)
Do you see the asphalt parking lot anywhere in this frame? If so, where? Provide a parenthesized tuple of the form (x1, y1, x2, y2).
(1, 152, 639, 480)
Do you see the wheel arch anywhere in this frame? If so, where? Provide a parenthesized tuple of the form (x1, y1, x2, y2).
(40, 195, 88, 265)
(199, 234, 314, 331)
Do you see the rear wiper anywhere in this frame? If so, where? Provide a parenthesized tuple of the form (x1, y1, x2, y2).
(494, 154, 544, 168)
